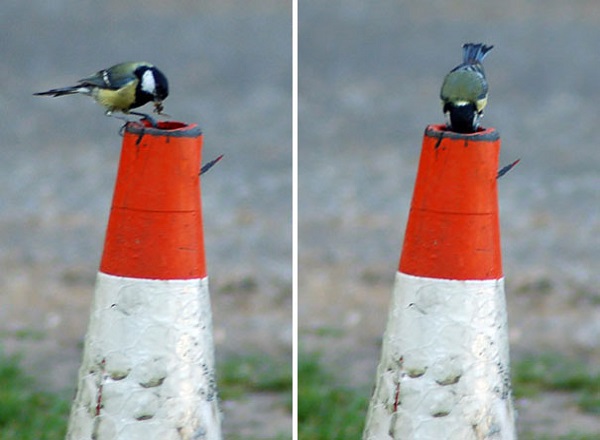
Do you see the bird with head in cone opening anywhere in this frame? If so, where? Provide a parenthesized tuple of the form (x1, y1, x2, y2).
(34, 62, 169, 124)
(440, 43, 493, 133)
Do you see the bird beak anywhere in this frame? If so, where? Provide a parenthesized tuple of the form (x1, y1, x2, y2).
(153, 101, 164, 114)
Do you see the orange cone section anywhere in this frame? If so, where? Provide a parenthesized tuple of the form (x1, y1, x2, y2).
(100, 121, 207, 280)
(399, 124, 502, 280)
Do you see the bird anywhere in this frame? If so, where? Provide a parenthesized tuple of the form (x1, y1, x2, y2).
(34, 62, 169, 124)
(440, 43, 493, 133)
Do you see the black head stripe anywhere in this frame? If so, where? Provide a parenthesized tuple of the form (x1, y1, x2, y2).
(150, 67, 169, 100)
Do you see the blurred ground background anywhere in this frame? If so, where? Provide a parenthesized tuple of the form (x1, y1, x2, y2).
(0, 1, 291, 438)
(299, 0, 600, 438)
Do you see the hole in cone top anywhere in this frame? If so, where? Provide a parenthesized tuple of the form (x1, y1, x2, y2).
(126, 120, 202, 135)
(428, 124, 498, 138)
(141, 120, 187, 130)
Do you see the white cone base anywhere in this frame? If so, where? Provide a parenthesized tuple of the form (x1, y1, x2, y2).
(67, 272, 221, 440)
(364, 272, 515, 440)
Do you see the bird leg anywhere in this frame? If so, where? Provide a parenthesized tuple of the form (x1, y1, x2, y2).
(129, 111, 159, 128)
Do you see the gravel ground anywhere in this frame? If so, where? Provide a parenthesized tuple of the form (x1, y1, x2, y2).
(299, 1, 600, 437)
(0, 1, 291, 438)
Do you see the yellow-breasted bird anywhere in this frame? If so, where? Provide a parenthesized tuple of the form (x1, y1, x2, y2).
(440, 43, 493, 133)
(34, 62, 169, 119)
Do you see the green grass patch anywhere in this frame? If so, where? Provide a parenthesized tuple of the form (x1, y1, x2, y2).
(304, 326, 345, 338)
(512, 352, 600, 414)
(218, 353, 292, 402)
(0, 329, 45, 341)
(298, 352, 369, 440)
(0, 353, 70, 440)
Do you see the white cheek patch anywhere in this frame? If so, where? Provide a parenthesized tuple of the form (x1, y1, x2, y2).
(140, 69, 156, 94)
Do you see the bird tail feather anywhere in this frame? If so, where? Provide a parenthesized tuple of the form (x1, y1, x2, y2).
(33, 86, 88, 97)
(462, 43, 493, 64)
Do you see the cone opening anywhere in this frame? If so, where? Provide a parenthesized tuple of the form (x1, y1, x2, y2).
(125, 120, 202, 137)
(427, 124, 499, 141)
(142, 120, 186, 130)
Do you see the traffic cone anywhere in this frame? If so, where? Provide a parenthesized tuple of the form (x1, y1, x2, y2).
(66, 121, 222, 440)
(363, 125, 516, 439)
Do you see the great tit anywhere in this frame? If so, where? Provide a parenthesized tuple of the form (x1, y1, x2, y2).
(34, 62, 169, 120)
(440, 43, 493, 133)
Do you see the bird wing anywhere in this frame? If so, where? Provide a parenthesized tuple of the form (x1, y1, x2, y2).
(78, 70, 134, 90)
(77, 62, 150, 90)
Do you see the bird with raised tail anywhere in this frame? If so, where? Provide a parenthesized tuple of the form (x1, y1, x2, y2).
(440, 43, 493, 133)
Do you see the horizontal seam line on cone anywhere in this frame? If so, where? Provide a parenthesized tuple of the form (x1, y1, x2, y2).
(110, 207, 198, 214)
(411, 208, 496, 215)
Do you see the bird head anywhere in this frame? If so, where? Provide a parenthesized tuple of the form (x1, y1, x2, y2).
(443, 102, 481, 133)
(136, 65, 169, 113)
